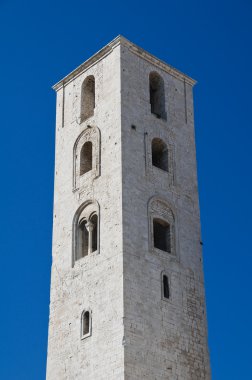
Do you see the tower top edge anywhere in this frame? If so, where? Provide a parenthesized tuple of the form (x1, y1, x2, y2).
(52, 35, 196, 91)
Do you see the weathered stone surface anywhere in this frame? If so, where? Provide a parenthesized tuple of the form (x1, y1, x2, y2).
(46, 36, 211, 380)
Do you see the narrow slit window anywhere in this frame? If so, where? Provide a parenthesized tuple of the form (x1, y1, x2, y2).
(152, 138, 168, 172)
(163, 274, 170, 299)
(81, 310, 91, 338)
(153, 218, 171, 253)
(80, 141, 92, 175)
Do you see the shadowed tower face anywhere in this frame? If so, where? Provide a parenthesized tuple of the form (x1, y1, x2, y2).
(46, 36, 211, 380)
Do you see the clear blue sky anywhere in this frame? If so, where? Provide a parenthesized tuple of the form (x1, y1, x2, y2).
(0, 0, 251, 379)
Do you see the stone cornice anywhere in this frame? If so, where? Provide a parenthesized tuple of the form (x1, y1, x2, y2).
(123, 36, 196, 86)
(52, 35, 196, 91)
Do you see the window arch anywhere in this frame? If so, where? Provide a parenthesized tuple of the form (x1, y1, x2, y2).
(73, 200, 99, 266)
(152, 138, 168, 172)
(81, 310, 91, 339)
(81, 75, 95, 121)
(148, 197, 176, 256)
(149, 72, 165, 119)
(80, 141, 92, 175)
(145, 131, 175, 186)
(73, 126, 101, 192)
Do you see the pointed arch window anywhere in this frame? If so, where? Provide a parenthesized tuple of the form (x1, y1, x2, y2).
(149, 72, 166, 119)
(81, 75, 95, 122)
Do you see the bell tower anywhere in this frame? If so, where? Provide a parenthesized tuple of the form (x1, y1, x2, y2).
(46, 36, 211, 380)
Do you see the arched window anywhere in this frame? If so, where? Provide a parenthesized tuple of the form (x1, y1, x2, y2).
(153, 218, 171, 253)
(77, 214, 98, 259)
(77, 219, 88, 259)
(73, 126, 101, 192)
(162, 274, 170, 299)
(81, 75, 95, 121)
(73, 201, 99, 266)
(81, 310, 91, 339)
(152, 138, 168, 172)
(149, 197, 175, 256)
(149, 72, 165, 119)
(80, 141, 92, 175)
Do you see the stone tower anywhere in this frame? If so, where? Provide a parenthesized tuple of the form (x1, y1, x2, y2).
(46, 36, 211, 380)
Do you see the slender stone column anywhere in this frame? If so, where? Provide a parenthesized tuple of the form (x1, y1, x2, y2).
(85, 221, 94, 254)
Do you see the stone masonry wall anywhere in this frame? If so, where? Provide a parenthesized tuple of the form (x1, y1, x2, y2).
(120, 43, 211, 380)
(46, 44, 124, 380)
